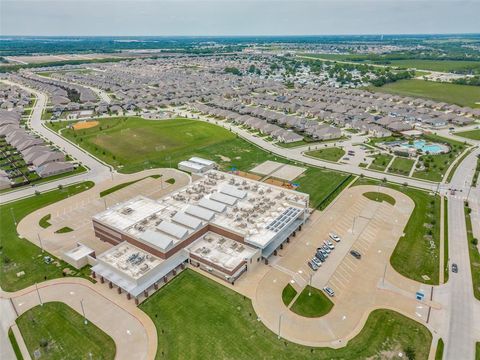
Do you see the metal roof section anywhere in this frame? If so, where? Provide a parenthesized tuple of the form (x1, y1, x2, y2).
(138, 229, 174, 251)
(178, 160, 204, 171)
(266, 207, 302, 233)
(220, 184, 247, 199)
(171, 212, 204, 230)
(198, 197, 227, 213)
(209, 191, 238, 206)
(189, 157, 216, 166)
(156, 220, 190, 239)
(185, 205, 216, 221)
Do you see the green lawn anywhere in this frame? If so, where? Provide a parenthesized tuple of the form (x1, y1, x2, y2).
(8, 328, 24, 360)
(362, 191, 396, 206)
(39, 214, 51, 228)
(99, 175, 161, 197)
(140, 270, 431, 360)
(413, 135, 467, 182)
(435, 338, 444, 360)
(305, 147, 345, 162)
(290, 286, 334, 318)
(371, 79, 480, 108)
(54, 226, 73, 234)
(16, 302, 115, 360)
(0, 182, 94, 291)
(354, 178, 440, 284)
(455, 129, 480, 141)
(476, 342, 480, 360)
(445, 147, 473, 183)
(388, 157, 415, 176)
(282, 284, 297, 306)
(369, 153, 393, 171)
(465, 204, 480, 300)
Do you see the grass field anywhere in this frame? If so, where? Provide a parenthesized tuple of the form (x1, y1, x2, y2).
(413, 134, 467, 182)
(290, 286, 334, 318)
(305, 147, 345, 162)
(282, 284, 297, 306)
(368, 153, 393, 171)
(0, 182, 94, 291)
(388, 157, 415, 176)
(362, 191, 396, 206)
(465, 204, 480, 300)
(354, 178, 440, 284)
(140, 270, 431, 359)
(444, 198, 449, 283)
(370, 80, 480, 108)
(455, 129, 480, 141)
(50, 117, 350, 209)
(16, 302, 115, 360)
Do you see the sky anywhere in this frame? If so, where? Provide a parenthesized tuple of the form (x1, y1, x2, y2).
(1, 0, 479, 36)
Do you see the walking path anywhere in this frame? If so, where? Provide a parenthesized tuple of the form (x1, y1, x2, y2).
(1, 278, 158, 360)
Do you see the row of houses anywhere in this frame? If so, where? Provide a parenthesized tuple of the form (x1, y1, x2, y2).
(0, 109, 74, 182)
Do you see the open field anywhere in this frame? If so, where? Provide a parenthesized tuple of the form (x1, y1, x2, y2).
(369, 80, 480, 108)
(368, 153, 393, 171)
(388, 157, 414, 176)
(50, 117, 350, 209)
(0, 182, 94, 291)
(16, 302, 115, 360)
(354, 178, 440, 284)
(455, 129, 480, 141)
(305, 147, 345, 162)
(290, 286, 334, 318)
(140, 270, 431, 360)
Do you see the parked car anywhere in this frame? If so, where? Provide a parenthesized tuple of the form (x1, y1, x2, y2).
(323, 287, 335, 297)
(329, 233, 341, 242)
(350, 250, 362, 259)
(308, 261, 318, 271)
(325, 240, 335, 249)
(452, 263, 458, 273)
(312, 257, 322, 267)
(315, 251, 325, 262)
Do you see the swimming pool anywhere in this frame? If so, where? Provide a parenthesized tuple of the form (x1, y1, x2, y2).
(401, 140, 446, 154)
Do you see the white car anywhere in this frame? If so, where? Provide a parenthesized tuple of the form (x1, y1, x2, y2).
(329, 233, 341, 242)
(324, 240, 335, 250)
(323, 287, 335, 297)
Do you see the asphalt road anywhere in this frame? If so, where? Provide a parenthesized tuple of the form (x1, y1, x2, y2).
(0, 81, 112, 204)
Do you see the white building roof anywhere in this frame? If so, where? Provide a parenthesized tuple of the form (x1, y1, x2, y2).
(157, 220, 190, 239)
(198, 197, 227, 213)
(172, 212, 203, 230)
(185, 205, 215, 221)
(189, 157, 216, 166)
(209, 192, 237, 206)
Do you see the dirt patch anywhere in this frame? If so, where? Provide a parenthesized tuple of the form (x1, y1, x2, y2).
(264, 177, 296, 190)
(216, 154, 231, 162)
(235, 171, 262, 181)
(72, 120, 99, 130)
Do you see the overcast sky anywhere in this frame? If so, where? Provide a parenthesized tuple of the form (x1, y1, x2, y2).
(1, 0, 479, 36)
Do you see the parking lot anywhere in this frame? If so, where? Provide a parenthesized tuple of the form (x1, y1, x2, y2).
(250, 184, 437, 347)
(16, 169, 190, 258)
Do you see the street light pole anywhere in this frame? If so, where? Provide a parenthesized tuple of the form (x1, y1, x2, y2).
(10, 208, 17, 226)
(80, 299, 88, 325)
(37, 233, 44, 253)
(277, 313, 283, 339)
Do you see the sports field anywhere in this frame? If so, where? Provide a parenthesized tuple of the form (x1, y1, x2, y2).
(371, 80, 480, 108)
(16, 302, 115, 360)
(140, 270, 432, 360)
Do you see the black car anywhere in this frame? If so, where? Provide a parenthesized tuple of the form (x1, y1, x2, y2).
(350, 250, 361, 259)
(315, 252, 325, 262)
(452, 263, 458, 273)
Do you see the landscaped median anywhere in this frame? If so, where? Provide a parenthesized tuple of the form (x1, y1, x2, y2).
(464, 201, 480, 300)
(0, 181, 94, 291)
(140, 270, 432, 359)
(289, 286, 334, 318)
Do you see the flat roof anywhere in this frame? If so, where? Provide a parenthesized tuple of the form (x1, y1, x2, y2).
(188, 232, 257, 272)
